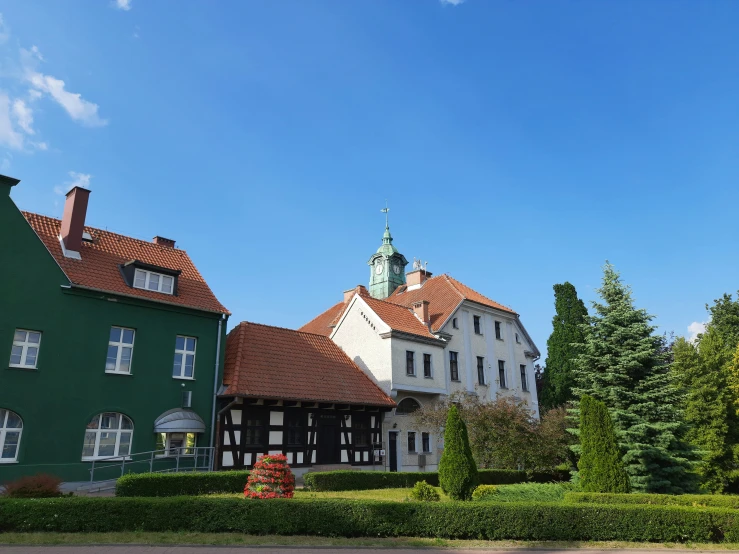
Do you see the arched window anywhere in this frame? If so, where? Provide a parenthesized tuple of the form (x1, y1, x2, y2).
(82, 412, 133, 460)
(0, 409, 22, 462)
(396, 398, 421, 415)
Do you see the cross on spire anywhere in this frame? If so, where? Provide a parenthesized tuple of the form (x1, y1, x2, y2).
(380, 201, 390, 229)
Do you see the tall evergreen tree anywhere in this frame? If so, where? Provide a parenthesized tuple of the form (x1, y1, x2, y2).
(707, 293, 739, 349)
(438, 404, 479, 500)
(573, 262, 697, 494)
(578, 395, 630, 493)
(540, 282, 589, 411)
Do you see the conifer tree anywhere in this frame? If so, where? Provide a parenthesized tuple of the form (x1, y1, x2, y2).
(578, 395, 630, 493)
(438, 404, 479, 500)
(573, 262, 696, 494)
(540, 282, 588, 411)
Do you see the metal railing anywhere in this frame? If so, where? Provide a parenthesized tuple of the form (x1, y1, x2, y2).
(89, 446, 214, 483)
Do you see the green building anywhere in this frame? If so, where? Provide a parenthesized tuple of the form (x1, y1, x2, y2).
(0, 175, 229, 483)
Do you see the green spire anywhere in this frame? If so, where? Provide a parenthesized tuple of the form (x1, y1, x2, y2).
(368, 204, 408, 299)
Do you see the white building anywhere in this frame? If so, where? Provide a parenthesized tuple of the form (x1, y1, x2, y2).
(300, 223, 540, 472)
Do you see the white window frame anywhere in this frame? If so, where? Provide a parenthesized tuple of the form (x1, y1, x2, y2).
(155, 432, 197, 458)
(133, 268, 174, 295)
(81, 413, 134, 461)
(106, 327, 135, 375)
(9, 329, 42, 369)
(0, 409, 23, 463)
(173, 335, 197, 379)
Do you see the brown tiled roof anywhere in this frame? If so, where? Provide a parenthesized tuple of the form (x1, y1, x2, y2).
(387, 274, 516, 331)
(360, 295, 437, 339)
(222, 322, 396, 407)
(298, 301, 346, 337)
(23, 212, 229, 314)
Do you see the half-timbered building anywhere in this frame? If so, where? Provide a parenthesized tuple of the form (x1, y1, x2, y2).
(216, 322, 395, 473)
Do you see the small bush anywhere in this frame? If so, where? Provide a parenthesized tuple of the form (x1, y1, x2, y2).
(409, 480, 440, 502)
(116, 470, 250, 497)
(245, 454, 295, 499)
(438, 405, 479, 500)
(477, 483, 574, 503)
(472, 485, 498, 501)
(2, 474, 63, 498)
(566, 492, 739, 510)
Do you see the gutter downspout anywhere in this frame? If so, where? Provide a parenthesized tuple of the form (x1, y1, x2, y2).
(209, 315, 224, 470)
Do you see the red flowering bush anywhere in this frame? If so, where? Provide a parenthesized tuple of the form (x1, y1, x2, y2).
(244, 454, 295, 499)
(3, 473, 64, 498)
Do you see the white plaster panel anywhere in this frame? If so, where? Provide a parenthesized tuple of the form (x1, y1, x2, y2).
(268, 450, 282, 455)
(230, 410, 241, 425)
(311, 451, 316, 463)
(222, 451, 233, 467)
(245, 453, 252, 465)
(297, 452, 304, 464)
(354, 451, 360, 463)
(389, 336, 447, 392)
(287, 452, 293, 464)
(363, 451, 368, 462)
(270, 411, 284, 426)
(269, 431, 283, 445)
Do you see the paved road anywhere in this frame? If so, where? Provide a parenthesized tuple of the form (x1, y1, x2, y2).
(0, 545, 737, 554)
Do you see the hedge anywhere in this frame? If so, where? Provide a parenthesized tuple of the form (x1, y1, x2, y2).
(303, 469, 569, 491)
(115, 471, 250, 497)
(1, 497, 738, 542)
(566, 492, 739, 510)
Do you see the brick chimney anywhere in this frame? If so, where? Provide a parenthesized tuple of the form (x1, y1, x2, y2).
(60, 186, 91, 256)
(343, 285, 369, 303)
(412, 300, 430, 327)
(406, 269, 432, 289)
(153, 236, 176, 248)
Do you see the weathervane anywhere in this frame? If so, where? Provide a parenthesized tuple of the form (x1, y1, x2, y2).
(381, 201, 389, 228)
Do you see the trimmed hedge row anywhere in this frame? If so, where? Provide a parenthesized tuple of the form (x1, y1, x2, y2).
(566, 492, 739, 510)
(0, 497, 738, 542)
(303, 469, 569, 491)
(116, 471, 250, 497)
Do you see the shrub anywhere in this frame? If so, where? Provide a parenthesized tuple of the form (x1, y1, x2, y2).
(115, 470, 250, 497)
(2, 474, 63, 498)
(245, 454, 295, 499)
(579, 395, 630, 493)
(1, 497, 739, 542)
(438, 405, 479, 500)
(566, 492, 739, 510)
(476, 483, 574, 503)
(409, 480, 440, 502)
(472, 485, 498, 501)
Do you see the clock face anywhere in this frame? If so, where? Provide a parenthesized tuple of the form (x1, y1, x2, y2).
(375, 262, 384, 275)
(393, 264, 401, 275)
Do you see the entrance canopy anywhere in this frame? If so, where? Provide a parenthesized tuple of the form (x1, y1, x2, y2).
(154, 409, 206, 433)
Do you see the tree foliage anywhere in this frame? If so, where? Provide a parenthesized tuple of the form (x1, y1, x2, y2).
(572, 262, 697, 494)
(540, 282, 589, 411)
(438, 404, 479, 500)
(578, 395, 630, 493)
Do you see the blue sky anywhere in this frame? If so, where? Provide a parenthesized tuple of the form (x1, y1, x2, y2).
(3, 1, 739, 359)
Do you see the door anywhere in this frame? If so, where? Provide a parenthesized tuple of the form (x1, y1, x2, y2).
(316, 417, 340, 464)
(389, 431, 398, 472)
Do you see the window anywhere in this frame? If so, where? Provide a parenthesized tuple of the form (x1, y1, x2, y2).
(521, 364, 529, 392)
(473, 315, 482, 334)
(133, 268, 174, 294)
(396, 398, 421, 415)
(245, 415, 264, 446)
(286, 412, 305, 446)
(498, 360, 507, 389)
(422, 432, 431, 453)
(156, 432, 196, 456)
(353, 415, 370, 447)
(0, 409, 22, 462)
(452, 318, 458, 329)
(515, 333, 521, 344)
(82, 412, 133, 460)
(9, 330, 41, 369)
(407, 431, 416, 453)
(406, 350, 415, 376)
(423, 353, 432, 378)
(173, 336, 197, 379)
(495, 321, 502, 340)
(477, 356, 485, 385)
(449, 351, 459, 381)
(106, 327, 135, 374)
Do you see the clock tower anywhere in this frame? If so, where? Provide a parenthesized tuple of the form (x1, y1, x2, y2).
(367, 218, 408, 300)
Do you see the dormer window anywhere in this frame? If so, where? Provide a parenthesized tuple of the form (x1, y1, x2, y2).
(134, 269, 174, 294)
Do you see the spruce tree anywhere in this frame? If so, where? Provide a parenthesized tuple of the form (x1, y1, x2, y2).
(578, 395, 630, 493)
(573, 262, 697, 494)
(540, 282, 589, 411)
(438, 404, 479, 500)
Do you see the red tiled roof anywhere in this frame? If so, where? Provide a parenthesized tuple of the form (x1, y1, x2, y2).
(298, 301, 346, 337)
(387, 274, 515, 331)
(222, 322, 396, 407)
(23, 212, 229, 314)
(360, 295, 437, 339)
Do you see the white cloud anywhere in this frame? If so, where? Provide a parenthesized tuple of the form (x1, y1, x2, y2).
(30, 140, 47, 151)
(0, 93, 24, 150)
(28, 89, 42, 100)
(12, 99, 34, 134)
(1, 153, 12, 172)
(688, 321, 706, 343)
(0, 14, 9, 44)
(440, 0, 464, 5)
(27, 72, 107, 127)
(55, 171, 92, 195)
(115, 0, 132, 11)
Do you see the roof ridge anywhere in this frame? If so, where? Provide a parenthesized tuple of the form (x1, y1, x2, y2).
(243, 319, 338, 339)
(446, 274, 516, 313)
(443, 274, 466, 300)
(300, 301, 344, 331)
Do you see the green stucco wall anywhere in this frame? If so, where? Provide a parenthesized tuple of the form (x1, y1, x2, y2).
(0, 184, 227, 483)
